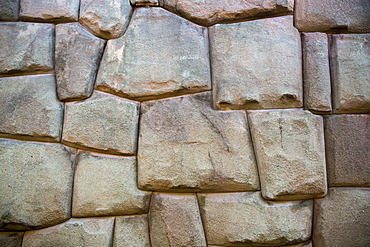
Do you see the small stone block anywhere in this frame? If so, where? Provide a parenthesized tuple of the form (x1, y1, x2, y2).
(113, 215, 150, 247)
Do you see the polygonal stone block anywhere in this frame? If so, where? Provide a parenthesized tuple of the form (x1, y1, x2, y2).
(113, 215, 150, 247)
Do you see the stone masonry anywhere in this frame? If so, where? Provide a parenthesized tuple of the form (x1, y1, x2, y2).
(0, 0, 369, 246)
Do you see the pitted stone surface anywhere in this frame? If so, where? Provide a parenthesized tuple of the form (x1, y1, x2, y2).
(295, 0, 370, 33)
(211, 15, 302, 110)
(56, 23, 106, 101)
(138, 92, 259, 192)
(19, 0, 79, 22)
(113, 215, 150, 247)
(0, 75, 63, 142)
(0, 139, 74, 230)
(72, 152, 151, 217)
(248, 110, 327, 200)
(96, 7, 211, 101)
(302, 33, 331, 113)
(62, 91, 139, 155)
(79, 0, 132, 40)
(0, 0, 20, 21)
(22, 217, 115, 247)
(0, 232, 24, 247)
(330, 34, 370, 113)
(131, 0, 158, 6)
(163, 0, 293, 26)
(149, 193, 207, 247)
(313, 188, 370, 247)
(198, 192, 312, 246)
(0, 22, 53, 75)
(325, 115, 370, 187)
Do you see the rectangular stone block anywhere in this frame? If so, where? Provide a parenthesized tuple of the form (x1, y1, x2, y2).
(113, 215, 150, 247)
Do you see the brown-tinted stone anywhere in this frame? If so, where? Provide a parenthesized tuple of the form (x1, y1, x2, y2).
(0, 0, 20, 21)
(248, 110, 327, 200)
(198, 192, 312, 246)
(113, 215, 150, 247)
(0, 232, 24, 247)
(313, 188, 370, 247)
(96, 7, 210, 101)
(325, 115, 370, 187)
(138, 92, 259, 192)
(211, 15, 302, 110)
(149, 193, 207, 247)
(55, 23, 106, 101)
(330, 34, 370, 113)
(131, 0, 158, 6)
(0, 139, 74, 230)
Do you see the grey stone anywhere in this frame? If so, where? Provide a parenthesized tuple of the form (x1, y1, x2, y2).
(211, 15, 302, 110)
(55, 23, 106, 102)
(0, 22, 53, 75)
(149, 193, 207, 247)
(286, 241, 312, 247)
(198, 192, 313, 246)
(163, 0, 294, 26)
(113, 215, 150, 247)
(0, 0, 20, 21)
(19, 0, 79, 22)
(324, 115, 370, 187)
(96, 7, 211, 101)
(0, 139, 74, 230)
(0, 232, 24, 247)
(295, 0, 370, 33)
(131, 0, 158, 6)
(22, 217, 115, 247)
(313, 188, 370, 247)
(138, 92, 260, 192)
(248, 110, 327, 200)
(72, 152, 151, 217)
(330, 34, 370, 113)
(79, 0, 132, 39)
(0, 75, 63, 142)
(302, 32, 331, 114)
(62, 91, 139, 155)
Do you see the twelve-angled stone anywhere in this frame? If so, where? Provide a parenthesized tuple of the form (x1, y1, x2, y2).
(113, 215, 150, 247)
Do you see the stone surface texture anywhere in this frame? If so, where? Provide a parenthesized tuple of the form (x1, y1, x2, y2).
(149, 193, 207, 247)
(313, 188, 370, 247)
(248, 110, 327, 200)
(0, 139, 74, 230)
(96, 7, 211, 101)
(163, 0, 294, 26)
(0, 232, 24, 247)
(55, 23, 106, 101)
(138, 92, 260, 192)
(0, 75, 63, 141)
(295, 0, 370, 32)
(211, 15, 302, 110)
(62, 91, 139, 155)
(131, 0, 158, 6)
(324, 115, 370, 186)
(302, 32, 332, 113)
(22, 218, 115, 247)
(19, 0, 79, 22)
(0, 0, 20, 21)
(330, 34, 370, 113)
(0, 22, 53, 75)
(72, 152, 151, 217)
(198, 192, 312, 246)
(79, 0, 132, 39)
(113, 215, 151, 247)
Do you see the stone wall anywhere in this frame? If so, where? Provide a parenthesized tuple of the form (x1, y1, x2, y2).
(0, 0, 369, 246)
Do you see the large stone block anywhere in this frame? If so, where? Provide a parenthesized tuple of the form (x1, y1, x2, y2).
(0, 22, 53, 75)
(55, 23, 106, 101)
(62, 91, 139, 155)
(72, 152, 151, 217)
(22, 217, 115, 247)
(330, 34, 370, 113)
(96, 7, 211, 101)
(0, 232, 24, 247)
(0, 139, 74, 230)
(113, 215, 150, 247)
(313, 188, 370, 247)
(248, 110, 327, 200)
(79, 0, 132, 39)
(138, 92, 259, 192)
(211, 16, 302, 110)
(0, 75, 63, 142)
(0, 0, 19, 21)
(163, 0, 293, 26)
(198, 192, 312, 246)
(149, 193, 207, 247)
(295, 0, 370, 33)
(325, 115, 370, 187)
(302, 32, 331, 114)
(19, 0, 79, 22)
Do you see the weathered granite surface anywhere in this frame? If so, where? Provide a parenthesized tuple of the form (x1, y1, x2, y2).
(113, 215, 150, 247)
(0, 0, 19, 21)
(0, 232, 24, 247)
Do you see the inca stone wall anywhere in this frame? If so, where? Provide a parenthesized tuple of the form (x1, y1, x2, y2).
(0, 0, 369, 246)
